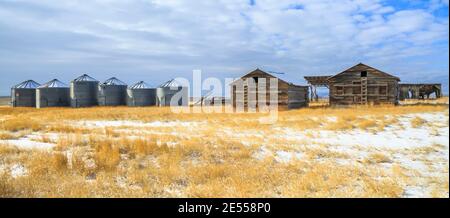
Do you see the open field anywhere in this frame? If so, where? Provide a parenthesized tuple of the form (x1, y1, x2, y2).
(0, 99, 448, 197)
(0, 96, 9, 106)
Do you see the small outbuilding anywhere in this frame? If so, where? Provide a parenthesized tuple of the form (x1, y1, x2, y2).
(36, 79, 70, 108)
(230, 69, 309, 110)
(70, 74, 99, 108)
(399, 83, 442, 100)
(11, 80, 40, 107)
(126, 81, 157, 107)
(98, 77, 128, 106)
(156, 79, 189, 106)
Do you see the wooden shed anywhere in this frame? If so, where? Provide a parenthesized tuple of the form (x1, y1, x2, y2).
(399, 83, 442, 100)
(327, 63, 400, 105)
(230, 69, 309, 110)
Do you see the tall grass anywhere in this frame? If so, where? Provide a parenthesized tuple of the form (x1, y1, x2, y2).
(0, 103, 447, 197)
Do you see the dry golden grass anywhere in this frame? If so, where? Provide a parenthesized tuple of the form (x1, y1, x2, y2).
(52, 152, 68, 172)
(0, 103, 448, 198)
(0, 143, 20, 155)
(0, 118, 43, 132)
(364, 153, 392, 164)
(410, 116, 427, 128)
(94, 141, 121, 171)
(0, 132, 15, 140)
(356, 118, 378, 129)
(401, 96, 449, 105)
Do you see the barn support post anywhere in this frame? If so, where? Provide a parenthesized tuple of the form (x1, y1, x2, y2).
(309, 85, 319, 102)
(314, 85, 318, 102)
(435, 85, 442, 98)
(436, 87, 441, 98)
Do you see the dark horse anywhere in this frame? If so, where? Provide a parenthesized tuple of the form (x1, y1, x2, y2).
(419, 84, 441, 99)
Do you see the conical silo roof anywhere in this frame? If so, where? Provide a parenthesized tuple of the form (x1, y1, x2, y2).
(159, 79, 183, 88)
(129, 81, 152, 89)
(73, 74, 98, 82)
(12, 80, 40, 89)
(102, 77, 127, 86)
(38, 79, 69, 88)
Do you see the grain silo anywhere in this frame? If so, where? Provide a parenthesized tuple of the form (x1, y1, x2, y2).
(36, 79, 70, 108)
(70, 74, 99, 107)
(11, 80, 40, 107)
(126, 81, 156, 107)
(98, 77, 127, 106)
(156, 79, 189, 106)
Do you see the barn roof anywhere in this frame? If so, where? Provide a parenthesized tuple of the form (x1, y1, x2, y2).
(327, 63, 400, 81)
(304, 76, 333, 86)
(12, 80, 40, 89)
(102, 77, 127, 86)
(38, 79, 68, 88)
(129, 81, 153, 89)
(73, 74, 98, 82)
(230, 68, 304, 86)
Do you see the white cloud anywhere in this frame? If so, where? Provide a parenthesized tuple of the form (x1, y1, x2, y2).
(0, 0, 448, 94)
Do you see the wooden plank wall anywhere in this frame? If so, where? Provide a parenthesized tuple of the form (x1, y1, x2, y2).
(231, 70, 308, 110)
(288, 85, 309, 109)
(328, 65, 399, 105)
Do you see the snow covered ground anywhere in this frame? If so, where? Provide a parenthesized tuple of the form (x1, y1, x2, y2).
(0, 109, 448, 197)
(2, 137, 55, 150)
(248, 112, 449, 197)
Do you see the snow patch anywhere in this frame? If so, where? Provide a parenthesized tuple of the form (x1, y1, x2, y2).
(10, 164, 27, 178)
(275, 151, 303, 163)
(3, 138, 55, 150)
(77, 120, 206, 128)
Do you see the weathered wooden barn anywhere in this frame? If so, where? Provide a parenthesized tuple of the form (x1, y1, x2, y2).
(305, 63, 400, 106)
(399, 83, 442, 100)
(230, 69, 309, 110)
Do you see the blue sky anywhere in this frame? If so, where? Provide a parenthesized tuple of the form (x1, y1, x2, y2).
(0, 0, 448, 96)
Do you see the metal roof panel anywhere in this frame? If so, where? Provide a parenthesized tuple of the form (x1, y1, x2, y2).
(13, 80, 40, 89)
(129, 81, 153, 89)
(102, 77, 127, 86)
(38, 79, 68, 88)
(73, 74, 98, 82)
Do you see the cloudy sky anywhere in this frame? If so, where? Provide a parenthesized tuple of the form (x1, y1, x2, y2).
(0, 0, 448, 96)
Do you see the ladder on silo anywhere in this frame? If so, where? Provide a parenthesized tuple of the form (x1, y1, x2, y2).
(361, 77, 368, 104)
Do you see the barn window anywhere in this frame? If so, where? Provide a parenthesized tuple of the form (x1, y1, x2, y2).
(353, 81, 361, 94)
(353, 86, 361, 94)
(361, 71, 367, 77)
(345, 87, 353, 94)
(252, 77, 259, 83)
(336, 86, 344, 95)
(379, 86, 387, 95)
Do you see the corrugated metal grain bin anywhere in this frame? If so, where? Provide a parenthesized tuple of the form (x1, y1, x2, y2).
(70, 74, 99, 107)
(156, 79, 189, 106)
(11, 80, 40, 107)
(98, 77, 127, 106)
(126, 81, 156, 107)
(36, 79, 70, 108)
